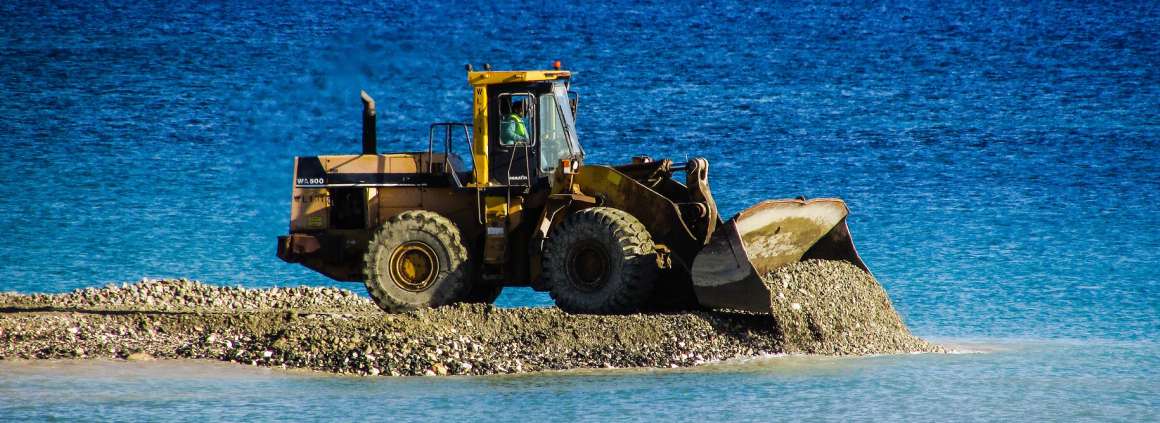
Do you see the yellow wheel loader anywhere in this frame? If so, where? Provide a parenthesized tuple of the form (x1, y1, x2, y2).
(276, 65, 869, 314)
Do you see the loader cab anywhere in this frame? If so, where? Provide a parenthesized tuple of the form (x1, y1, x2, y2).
(469, 72, 581, 189)
(486, 81, 580, 187)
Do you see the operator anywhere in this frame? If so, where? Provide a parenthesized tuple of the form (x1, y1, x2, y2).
(501, 99, 529, 145)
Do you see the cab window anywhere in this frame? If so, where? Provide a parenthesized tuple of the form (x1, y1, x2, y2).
(538, 94, 571, 171)
(499, 94, 534, 146)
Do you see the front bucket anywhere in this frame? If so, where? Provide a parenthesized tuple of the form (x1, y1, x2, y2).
(690, 198, 869, 313)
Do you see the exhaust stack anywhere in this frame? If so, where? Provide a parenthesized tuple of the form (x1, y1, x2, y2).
(360, 90, 376, 154)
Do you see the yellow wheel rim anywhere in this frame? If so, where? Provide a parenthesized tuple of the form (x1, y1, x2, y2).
(388, 242, 439, 292)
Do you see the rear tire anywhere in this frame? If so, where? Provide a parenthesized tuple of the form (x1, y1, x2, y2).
(543, 207, 658, 314)
(363, 211, 472, 312)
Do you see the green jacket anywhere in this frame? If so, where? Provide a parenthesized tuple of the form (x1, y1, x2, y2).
(501, 114, 528, 144)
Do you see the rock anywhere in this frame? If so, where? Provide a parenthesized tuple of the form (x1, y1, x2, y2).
(126, 352, 154, 361)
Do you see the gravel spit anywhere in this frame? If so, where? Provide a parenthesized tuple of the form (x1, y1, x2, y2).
(1, 263, 940, 376)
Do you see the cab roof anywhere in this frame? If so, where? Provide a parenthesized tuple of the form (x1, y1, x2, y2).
(467, 70, 571, 86)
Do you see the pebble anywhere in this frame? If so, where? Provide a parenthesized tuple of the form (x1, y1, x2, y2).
(126, 352, 154, 361)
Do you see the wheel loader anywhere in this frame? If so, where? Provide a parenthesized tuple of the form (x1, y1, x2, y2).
(276, 64, 869, 314)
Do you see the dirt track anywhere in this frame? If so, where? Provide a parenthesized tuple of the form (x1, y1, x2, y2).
(0, 261, 941, 376)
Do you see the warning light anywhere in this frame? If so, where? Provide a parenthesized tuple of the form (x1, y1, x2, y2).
(553, 60, 562, 70)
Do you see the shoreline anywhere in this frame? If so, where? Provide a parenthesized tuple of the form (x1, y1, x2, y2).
(0, 346, 962, 380)
(1, 278, 942, 376)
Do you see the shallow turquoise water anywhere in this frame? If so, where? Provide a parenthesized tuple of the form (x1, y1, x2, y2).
(1, 0, 1157, 420)
(1, 341, 1156, 422)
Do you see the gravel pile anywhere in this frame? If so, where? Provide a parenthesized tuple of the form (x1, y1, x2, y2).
(762, 260, 940, 354)
(0, 278, 378, 313)
(1, 266, 939, 376)
(0, 306, 780, 376)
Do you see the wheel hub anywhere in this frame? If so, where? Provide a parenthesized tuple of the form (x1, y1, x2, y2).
(388, 242, 439, 292)
(568, 241, 610, 292)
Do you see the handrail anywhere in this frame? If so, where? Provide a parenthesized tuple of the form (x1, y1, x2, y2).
(427, 123, 472, 187)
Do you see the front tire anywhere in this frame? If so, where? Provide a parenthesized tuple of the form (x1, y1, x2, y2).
(542, 207, 659, 314)
(363, 211, 472, 312)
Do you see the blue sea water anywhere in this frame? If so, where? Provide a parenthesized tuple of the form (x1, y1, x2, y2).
(0, 0, 1157, 421)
